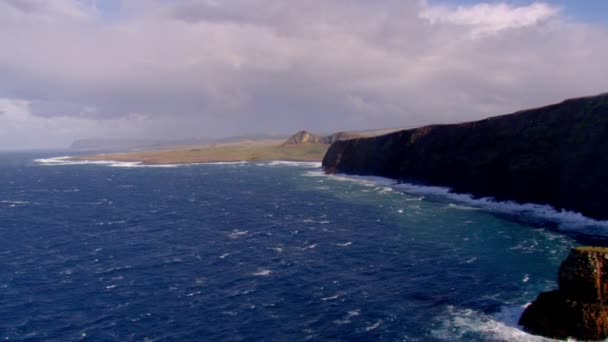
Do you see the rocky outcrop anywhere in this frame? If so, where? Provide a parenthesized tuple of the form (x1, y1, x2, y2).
(283, 131, 360, 145)
(322, 132, 361, 144)
(519, 247, 608, 340)
(283, 131, 326, 145)
(322, 93, 608, 220)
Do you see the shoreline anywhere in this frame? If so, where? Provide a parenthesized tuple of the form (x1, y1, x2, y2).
(66, 141, 329, 165)
(35, 156, 323, 167)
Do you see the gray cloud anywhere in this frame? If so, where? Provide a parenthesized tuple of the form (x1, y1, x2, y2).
(1, 0, 607, 148)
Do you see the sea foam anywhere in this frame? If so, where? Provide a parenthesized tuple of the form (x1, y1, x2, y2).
(35, 156, 180, 168)
(305, 171, 608, 235)
(432, 305, 556, 342)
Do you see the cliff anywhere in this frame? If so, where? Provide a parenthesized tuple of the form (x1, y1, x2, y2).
(283, 131, 360, 145)
(322, 93, 608, 220)
(519, 247, 608, 340)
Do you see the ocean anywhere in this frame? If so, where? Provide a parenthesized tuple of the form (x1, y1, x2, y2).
(1, 151, 607, 341)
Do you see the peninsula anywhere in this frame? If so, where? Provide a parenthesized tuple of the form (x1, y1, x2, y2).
(72, 130, 379, 165)
(323, 93, 608, 220)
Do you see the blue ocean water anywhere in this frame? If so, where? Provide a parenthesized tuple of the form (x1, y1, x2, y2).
(1, 152, 606, 341)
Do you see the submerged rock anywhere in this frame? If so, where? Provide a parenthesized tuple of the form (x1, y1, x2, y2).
(519, 247, 608, 340)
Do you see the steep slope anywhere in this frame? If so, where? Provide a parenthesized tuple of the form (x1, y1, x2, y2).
(283, 130, 361, 145)
(283, 131, 326, 145)
(323, 93, 608, 220)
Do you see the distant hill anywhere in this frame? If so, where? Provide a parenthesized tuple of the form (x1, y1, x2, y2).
(282, 130, 361, 145)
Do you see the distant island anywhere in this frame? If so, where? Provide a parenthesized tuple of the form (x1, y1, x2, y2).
(71, 129, 395, 165)
(323, 92, 608, 220)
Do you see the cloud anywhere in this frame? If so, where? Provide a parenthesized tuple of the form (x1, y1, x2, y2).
(420, 2, 561, 37)
(0, 0, 94, 21)
(0, 0, 607, 148)
(0, 98, 173, 149)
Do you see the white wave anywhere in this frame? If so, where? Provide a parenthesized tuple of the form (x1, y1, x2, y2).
(228, 230, 248, 239)
(365, 320, 382, 331)
(252, 269, 272, 276)
(333, 309, 361, 325)
(36, 156, 115, 166)
(203, 161, 248, 165)
(337, 242, 352, 247)
(432, 305, 558, 342)
(35, 156, 181, 168)
(263, 161, 322, 168)
(448, 203, 480, 211)
(1, 200, 29, 205)
(314, 172, 608, 235)
(110, 162, 180, 168)
(300, 244, 318, 250)
(321, 293, 341, 301)
(302, 219, 331, 225)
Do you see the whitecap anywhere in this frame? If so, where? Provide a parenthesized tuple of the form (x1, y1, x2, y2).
(219, 253, 230, 259)
(301, 244, 318, 250)
(252, 269, 272, 276)
(321, 293, 341, 301)
(334, 309, 361, 325)
(464, 257, 478, 264)
(365, 320, 382, 331)
(448, 203, 480, 211)
(1, 200, 30, 205)
(228, 230, 248, 239)
(336, 242, 352, 247)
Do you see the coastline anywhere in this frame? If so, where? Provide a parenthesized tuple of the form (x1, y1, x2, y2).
(66, 140, 329, 165)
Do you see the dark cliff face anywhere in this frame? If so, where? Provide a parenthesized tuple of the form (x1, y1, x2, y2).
(323, 93, 608, 220)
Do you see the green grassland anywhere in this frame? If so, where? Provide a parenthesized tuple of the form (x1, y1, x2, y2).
(78, 141, 329, 164)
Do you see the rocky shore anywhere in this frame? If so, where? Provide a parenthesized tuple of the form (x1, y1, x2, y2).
(520, 247, 608, 340)
(322, 93, 608, 220)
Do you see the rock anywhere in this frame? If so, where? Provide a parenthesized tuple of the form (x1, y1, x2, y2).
(283, 131, 326, 145)
(322, 92, 608, 220)
(519, 247, 608, 340)
(559, 247, 608, 304)
(283, 131, 361, 145)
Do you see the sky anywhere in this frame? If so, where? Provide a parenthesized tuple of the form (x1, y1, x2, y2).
(1, 0, 608, 149)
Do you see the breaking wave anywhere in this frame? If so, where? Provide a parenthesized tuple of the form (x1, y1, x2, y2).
(306, 171, 608, 235)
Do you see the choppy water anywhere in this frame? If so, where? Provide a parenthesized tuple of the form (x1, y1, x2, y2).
(1, 152, 607, 341)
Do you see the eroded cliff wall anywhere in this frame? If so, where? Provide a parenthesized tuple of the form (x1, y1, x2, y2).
(322, 93, 608, 220)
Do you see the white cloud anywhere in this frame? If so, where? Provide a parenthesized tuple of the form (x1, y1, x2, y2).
(420, 2, 561, 37)
(0, 0, 607, 149)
